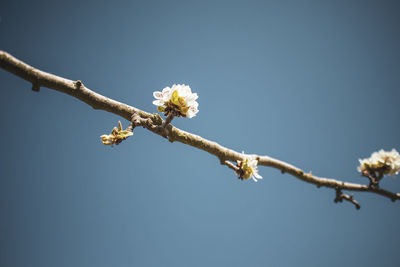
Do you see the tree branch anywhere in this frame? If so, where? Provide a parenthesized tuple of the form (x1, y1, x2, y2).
(1, 50, 399, 207)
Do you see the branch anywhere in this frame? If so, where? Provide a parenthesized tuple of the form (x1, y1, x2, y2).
(1, 50, 399, 207)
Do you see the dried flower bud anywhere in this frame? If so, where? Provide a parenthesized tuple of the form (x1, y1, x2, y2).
(100, 121, 133, 146)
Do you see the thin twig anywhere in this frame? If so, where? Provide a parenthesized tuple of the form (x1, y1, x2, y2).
(334, 189, 361, 210)
(223, 161, 239, 172)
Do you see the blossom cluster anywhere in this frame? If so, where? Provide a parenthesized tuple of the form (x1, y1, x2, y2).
(237, 153, 263, 182)
(357, 149, 400, 177)
(153, 84, 199, 118)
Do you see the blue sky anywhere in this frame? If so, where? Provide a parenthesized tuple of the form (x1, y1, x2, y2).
(1, 1, 400, 266)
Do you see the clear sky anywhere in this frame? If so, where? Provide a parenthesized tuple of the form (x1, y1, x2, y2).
(1, 1, 399, 266)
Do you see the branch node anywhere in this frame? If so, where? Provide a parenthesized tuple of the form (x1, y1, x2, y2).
(151, 113, 163, 125)
(126, 121, 135, 132)
(75, 80, 83, 89)
(154, 113, 175, 139)
(131, 112, 171, 140)
(219, 157, 227, 165)
(167, 132, 175, 143)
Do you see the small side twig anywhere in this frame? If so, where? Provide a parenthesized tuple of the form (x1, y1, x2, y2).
(223, 160, 239, 172)
(126, 121, 134, 133)
(361, 168, 386, 189)
(32, 83, 40, 92)
(334, 189, 361, 210)
(163, 113, 175, 126)
(159, 113, 175, 138)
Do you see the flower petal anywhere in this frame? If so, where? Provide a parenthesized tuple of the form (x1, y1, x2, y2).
(254, 172, 262, 179)
(162, 87, 171, 94)
(153, 99, 164, 106)
(185, 93, 198, 102)
(153, 91, 163, 99)
(187, 106, 199, 118)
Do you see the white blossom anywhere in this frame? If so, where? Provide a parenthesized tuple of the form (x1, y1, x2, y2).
(357, 149, 400, 177)
(153, 84, 199, 118)
(237, 153, 263, 182)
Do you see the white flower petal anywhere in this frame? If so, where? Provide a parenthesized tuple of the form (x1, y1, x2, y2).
(254, 172, 262, 179)
(187, 106, 199, 118)
(152, 99, 164, 106)
(187, 99, 199, 108)
(153, 91, 163, 99)
(186, 93, 198, 102)
(177, 86, 190, 97)
(162, 87, 171, 94)
(186, 109, 195, 118)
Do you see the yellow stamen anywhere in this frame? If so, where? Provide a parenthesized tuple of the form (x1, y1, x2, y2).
(171, 90, 180, 105)
(180, 106, 189, 114)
